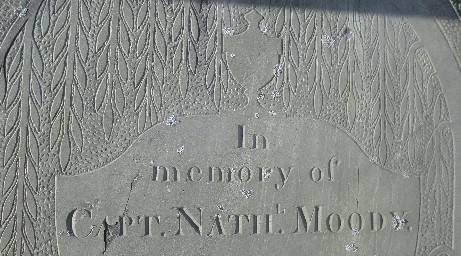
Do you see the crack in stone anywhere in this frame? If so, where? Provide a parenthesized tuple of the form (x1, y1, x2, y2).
(103, 219, 121, 255)
(103, 174, 141, 254)
(123, 173, 141, 216)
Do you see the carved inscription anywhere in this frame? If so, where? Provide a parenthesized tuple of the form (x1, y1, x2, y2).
(57, 117, 421, 255)
(0, 0, 456, 255)
(68, 206, 412, 238)
(237, 124, 268, 149)
(152, 165, 292, 189)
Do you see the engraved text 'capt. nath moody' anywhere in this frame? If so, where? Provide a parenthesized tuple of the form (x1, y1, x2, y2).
(68, 205, 413, 239)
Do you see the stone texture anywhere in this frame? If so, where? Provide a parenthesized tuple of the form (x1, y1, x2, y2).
(0, 0, 460, 255)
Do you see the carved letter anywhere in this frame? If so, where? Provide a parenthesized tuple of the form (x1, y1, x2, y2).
(207, 214, 226, 236)
(237, 124, 245, 148)
(229, 214, 251, 235)
(120, 216, 133, 236)
(176, 207, 202, 235)
(328, 157, 340, 181)
(310, 167, 322, 182)
(209, 167, 226, 182)
(239, 166, 252, 182)
(276, 167, 292, 189)
(348, 212, 362, 231)
(188, 167, 202, 182)
(251, 133, 267, 149)
(327, 213, 343, 233)
(266, 214, 273, 234)
(293, 206, 323, 233)
(370, 212, 386, 232)
(70, 208, 94, 239)
(144, 216, 160, 236)
(153, 166, 179, 181)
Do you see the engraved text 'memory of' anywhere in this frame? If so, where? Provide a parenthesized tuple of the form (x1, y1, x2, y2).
(150, 156, 339, 189)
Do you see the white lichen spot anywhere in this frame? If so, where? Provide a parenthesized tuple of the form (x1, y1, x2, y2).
(259, 22, 269, 34)
(257, 92, 265, 101)
(229, 53, 236, 58)
(93, 199, 101, 209)
(59, 230, 71, 236)
(392, 215, 407, 230)
(177, 146, 185, 155)
(351, 228, 360, 236)
(262, 168, 271, 179)
(321, 35, 337, 49)
(240, 189, 254, 199)
(254, 113, 260, 119)
(222, 27, 235, 36)
(268, 109, 277, 116)
(166, 115, 180, 126)
(0, 108, 5, 118)
(273, 63, 284, 77)
(370, 156, 378, 163)
(82, 199, 99, 210)
(16, 6, 28, 18)
(345, 241, 358, 252)
(271, 89, 281, 99)
(216, 204, 227, 213)
(84, 201, 94, 209)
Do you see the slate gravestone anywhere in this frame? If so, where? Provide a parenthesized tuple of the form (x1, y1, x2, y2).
(0, 0, 460, 255)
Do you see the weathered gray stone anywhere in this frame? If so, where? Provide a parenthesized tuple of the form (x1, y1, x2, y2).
(0, 0, 460, 255)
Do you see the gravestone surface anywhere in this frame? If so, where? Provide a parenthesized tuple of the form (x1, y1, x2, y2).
(0, 0, 460, 255)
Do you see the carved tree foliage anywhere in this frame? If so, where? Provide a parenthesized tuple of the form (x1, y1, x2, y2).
(0, 25, 38, 256)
